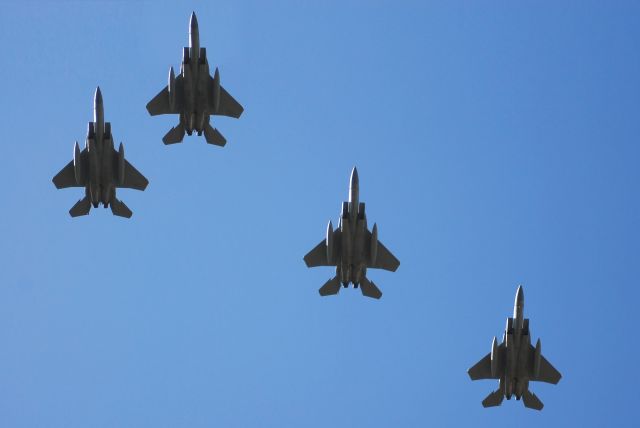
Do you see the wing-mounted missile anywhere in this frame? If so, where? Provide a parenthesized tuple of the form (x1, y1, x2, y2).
(212, 67, 221, 113)
(370, 223, 378, 265)
(199, 47, 207, 65)
(490, 336, 499, 377)
(326, 221, 334, 263)
(533, 339, 541, 378)
(87, 122, 95, 139)
(168, 67, 176, 110)
(73, 141, 83, 184)
(117, 143, 125, 185)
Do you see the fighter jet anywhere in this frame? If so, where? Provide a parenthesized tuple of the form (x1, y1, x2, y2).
(468, 286, 561, 410)
(303, 167, 400, 299)
(146, 12, 243, 146)
(52, 87, 148, 218)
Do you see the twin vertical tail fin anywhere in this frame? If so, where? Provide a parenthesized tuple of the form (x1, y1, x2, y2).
(481, 389, 504, 408)
(110, 199, 133, 218)
(204, 123, 226, 146)
(69, 197, 92, 217)
(522, 390, 544, 410)
(318, 276, 341, 296)
(359, 276, 382, 299)
(163, 125, 186, 145)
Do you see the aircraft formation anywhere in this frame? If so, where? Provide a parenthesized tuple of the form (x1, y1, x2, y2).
(51, 12, 561, 410)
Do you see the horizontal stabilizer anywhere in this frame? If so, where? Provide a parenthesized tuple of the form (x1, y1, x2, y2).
(204, 123, 227, 146)
(319, 277, 341, 296)
(481, 389, 504, 408)
(69, 197, 91, 217)
(359, 276, 382, 299)
(162, 126, 185, 145)
(110, 199, 133, 218)
(522, 390, 544, 410)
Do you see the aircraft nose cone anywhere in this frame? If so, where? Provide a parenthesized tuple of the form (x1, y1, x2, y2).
(190, 11, 198, 31)
(350, 166, 359, 188)
(515, 285, 524, 306)
(94, 86, 103, 106)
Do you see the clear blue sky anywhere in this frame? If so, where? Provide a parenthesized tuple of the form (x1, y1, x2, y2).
(0, 1, 638, 426)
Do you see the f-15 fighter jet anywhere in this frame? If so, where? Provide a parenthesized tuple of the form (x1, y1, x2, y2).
(468, 286, 562, 410)
(53, 87, 148, 218)
(303, 167, 400, 299)
(146, 12, 243, 146)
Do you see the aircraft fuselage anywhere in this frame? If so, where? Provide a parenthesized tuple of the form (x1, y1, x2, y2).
(335, 167, 370, 288)
(500, 286, 533, 400)
(180, 12, 212, 135)
(84, 88, 120, 209)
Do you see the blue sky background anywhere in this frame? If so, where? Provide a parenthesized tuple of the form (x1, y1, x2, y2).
(0, 1, 638, 426)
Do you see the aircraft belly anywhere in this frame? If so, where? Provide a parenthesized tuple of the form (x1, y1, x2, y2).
(196, 112, 206, 132)
(89, 183, 99, 206)
(353, 218, 366, 262)
(196, 76, 209, 112)
(102, 183, 112, 205)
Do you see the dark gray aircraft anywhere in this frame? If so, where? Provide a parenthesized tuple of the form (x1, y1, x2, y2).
(303, 167, 400, 299)
(146, 12, 243, 146)
(468, 286, 561, 410)
(53, 88, 148, 218)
